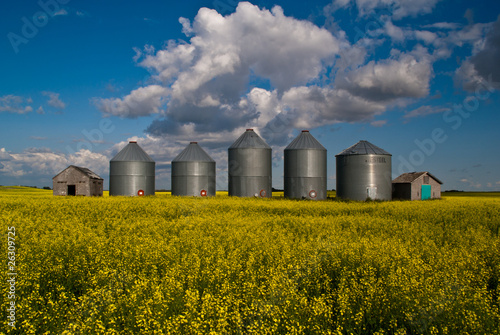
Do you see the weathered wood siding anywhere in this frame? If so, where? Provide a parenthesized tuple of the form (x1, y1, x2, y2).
(392, 173, 441, 200)
(53, 166, 103, 196)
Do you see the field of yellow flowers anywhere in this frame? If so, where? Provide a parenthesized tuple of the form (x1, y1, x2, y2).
(1, 186, 499, 334)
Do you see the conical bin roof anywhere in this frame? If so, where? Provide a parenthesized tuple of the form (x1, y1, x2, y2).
(172, 142, 214, 162)
(285, 130, 326, 151)
(229, 129, 270, 149)
(336, 140, 391, 156)
(111, 141, 155, 162)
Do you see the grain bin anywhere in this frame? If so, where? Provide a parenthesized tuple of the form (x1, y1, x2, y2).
(284, 130, 327, 200)
(228, 129, 271, 197)
(336, 140, 392, 201)
(109, 141, 155, 196)
(171, 142, 216, 197)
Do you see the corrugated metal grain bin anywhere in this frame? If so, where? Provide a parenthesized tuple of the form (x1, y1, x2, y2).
(336, 140, 392, 201)
(109, 141, 155, 196)
(228, 129, 272, 197)
(284, 130, 327, 200)
(171, 142, 216, 197)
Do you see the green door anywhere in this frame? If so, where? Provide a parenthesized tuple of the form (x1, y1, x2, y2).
(421, 184, 431, 200)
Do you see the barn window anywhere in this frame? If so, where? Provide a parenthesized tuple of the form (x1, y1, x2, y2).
(424, 175, 429, 184)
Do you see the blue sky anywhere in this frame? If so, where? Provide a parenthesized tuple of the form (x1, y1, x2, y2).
(1, 0, 499, 191)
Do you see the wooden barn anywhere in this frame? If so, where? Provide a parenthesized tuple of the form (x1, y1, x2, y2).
(392, 171, 442, 200)
(53, 165, 103, 196)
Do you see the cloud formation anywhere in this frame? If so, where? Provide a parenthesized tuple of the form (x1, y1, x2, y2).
(92, 2, 498, 152)
(94, 85, 168, 118)
(0, 147, 108, 185)
(329, 0, 443, 20)
(336, 50, 432, 101)
(95, 2, 347, 137)
(145, 3, 339, 93)
(0, 95, 33, 114)
(403, 105, 450, 119)
(455, 16, 500, 91)
(42, 91, 66, 110)
(468, 16, 500, 87)
(95, 2, 445, 144)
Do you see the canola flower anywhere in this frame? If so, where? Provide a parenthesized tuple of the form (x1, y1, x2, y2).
(0, 187, 499, 334)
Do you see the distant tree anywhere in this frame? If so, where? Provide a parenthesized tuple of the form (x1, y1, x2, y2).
(43, 186, 51, 190)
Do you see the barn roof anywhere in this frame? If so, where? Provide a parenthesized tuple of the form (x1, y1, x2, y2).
(392, 171, 443, 184)
(336, 140, 391, 156)
(52, 165, 103, 180)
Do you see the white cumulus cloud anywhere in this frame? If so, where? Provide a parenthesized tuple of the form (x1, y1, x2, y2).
(336, 50, 432, 101)
(111, 2, 343, 137)
(0, 147, 108, 185)
(94, 2, 442, 145)
(94, 85, 168, 118)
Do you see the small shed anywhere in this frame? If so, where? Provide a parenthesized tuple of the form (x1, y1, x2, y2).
(53, 165, 103, 196)
(392, 171, 442, 200)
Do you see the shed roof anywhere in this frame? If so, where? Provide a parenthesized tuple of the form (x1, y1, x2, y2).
(392, 171, 443, 184)
(336, 140, 391, 156)
(172, 142, 215, 162)
(285, 130, 326, 151)
(52, 165, 103, 180)
(229, 129, 270, 149)
(111, 141, 154, 162)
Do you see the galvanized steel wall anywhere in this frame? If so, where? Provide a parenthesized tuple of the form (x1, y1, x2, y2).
(172, 160, 216, 196)
(336, 154, 392, 201)
(228, 129, 271, 197)
(284, 131, 327, 200)
(109, 161, 155, 196)
(284, 149, 327, 200)
(109, 141, 155, 196)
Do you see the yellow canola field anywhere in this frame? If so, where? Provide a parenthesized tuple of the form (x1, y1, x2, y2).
(0, 187, 499, 334)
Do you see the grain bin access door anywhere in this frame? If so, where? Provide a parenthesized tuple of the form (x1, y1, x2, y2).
(367, 186, 377, 200)
(421, 185, 431, 200)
